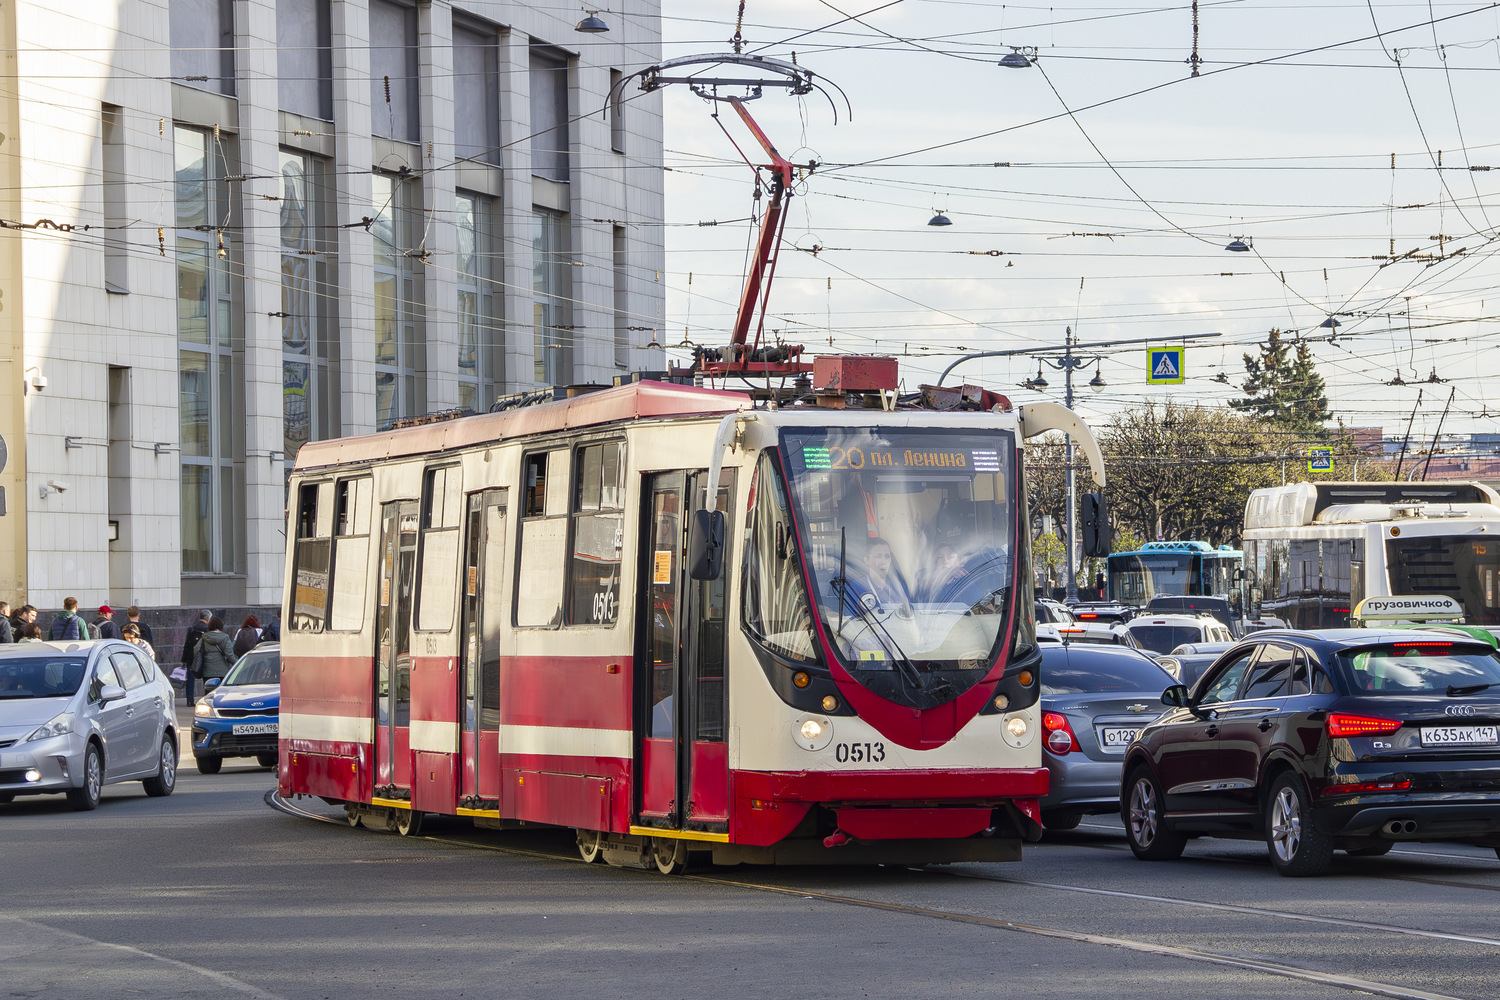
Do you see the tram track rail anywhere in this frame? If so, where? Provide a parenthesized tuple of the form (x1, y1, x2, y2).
(266, 792, 1491, 1000)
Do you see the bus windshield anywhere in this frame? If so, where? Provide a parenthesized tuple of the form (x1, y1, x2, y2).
(780, 427, 1019, 707)
(1108, 553, 1193, 603)
(1387, 536, 1500, 626)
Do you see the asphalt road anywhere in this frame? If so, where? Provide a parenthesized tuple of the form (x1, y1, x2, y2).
(5, 732, 1500, 998)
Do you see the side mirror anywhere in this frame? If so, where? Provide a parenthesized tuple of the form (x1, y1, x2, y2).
(687, 509, 725, 581)
(204, 677, 222, 690)
(1080, 493, 1111, 558)
(99, 684, 127, 704)
(1160, 684, 1189, 707)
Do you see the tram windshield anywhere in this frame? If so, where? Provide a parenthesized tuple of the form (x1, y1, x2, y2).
(781, 427, 1020, 707)
(1387, 535, 1500, 626)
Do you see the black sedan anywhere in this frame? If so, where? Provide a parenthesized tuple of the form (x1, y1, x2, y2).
(1120, 628, 1500, 876)
(1039, 644, 1176, 830)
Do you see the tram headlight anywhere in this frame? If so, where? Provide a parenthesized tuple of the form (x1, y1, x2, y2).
(792, 713, 834, 751)
(1002, 711, 1035, 749)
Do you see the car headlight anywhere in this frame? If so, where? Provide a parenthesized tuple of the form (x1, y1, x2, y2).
(194, 699, 214, 718)
(26, 712, 74, 742)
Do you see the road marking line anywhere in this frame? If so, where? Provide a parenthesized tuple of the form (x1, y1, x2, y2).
(0, 917, 289, 1000)
(953, 873, 1500, 948)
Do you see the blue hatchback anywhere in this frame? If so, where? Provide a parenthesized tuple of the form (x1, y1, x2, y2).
(192, 643, 280, 774)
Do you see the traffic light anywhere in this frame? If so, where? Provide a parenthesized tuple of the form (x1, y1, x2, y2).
(1081, 493, 1110, 557)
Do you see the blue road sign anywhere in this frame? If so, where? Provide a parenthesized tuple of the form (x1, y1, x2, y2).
(1146, 347, 1185, 384)
(1308, 446, 1334, 472)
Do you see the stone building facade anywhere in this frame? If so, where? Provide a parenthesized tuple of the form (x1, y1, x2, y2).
(0, 0, 665, 613)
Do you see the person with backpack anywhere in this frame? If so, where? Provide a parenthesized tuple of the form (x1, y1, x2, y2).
(93, 605, 119, 640)
(192, 616, 237, 689)
(48, 597, 90, 641)
(232, 615, 262, 658)
(259, 610, 281, 645)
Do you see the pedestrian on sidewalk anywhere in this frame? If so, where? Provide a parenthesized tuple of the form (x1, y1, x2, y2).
(180, 609, 211, 703)
(48, 598, 90, 641)
(232, 615, 262, 657)
(17, 623, 42, 643)
(125, 606, 154, 648)
(0, 602, 13, 643)
(121, 623, 156, 661)
(192, 617, 236, 690)
(93, 605, 119, 640)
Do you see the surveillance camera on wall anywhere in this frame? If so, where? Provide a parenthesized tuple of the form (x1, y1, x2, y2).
(30, 373, 46, 391)
(46, 479, 68, 493)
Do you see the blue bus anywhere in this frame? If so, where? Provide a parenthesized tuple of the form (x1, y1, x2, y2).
(1106, 540, 1242, 605)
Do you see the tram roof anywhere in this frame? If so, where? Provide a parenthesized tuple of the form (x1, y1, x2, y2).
(293, 381, 754, 471)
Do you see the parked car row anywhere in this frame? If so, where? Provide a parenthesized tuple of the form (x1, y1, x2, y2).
(1039, 625, 1500, 876)
(0, 641, 281, 810)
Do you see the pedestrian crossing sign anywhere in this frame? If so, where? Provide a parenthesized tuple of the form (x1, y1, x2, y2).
(1146, 347, 1185, 384)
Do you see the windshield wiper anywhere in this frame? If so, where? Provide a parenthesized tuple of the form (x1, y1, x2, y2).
(1447, 682, 1494, 696)
(832, 582, 926, 691)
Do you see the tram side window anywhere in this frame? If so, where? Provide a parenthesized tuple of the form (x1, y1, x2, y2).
(742, 452, 818, 663)
(516, 449, 568, 627)
(417, 465, 463, 631)
(568, 441, 625, 626)
(330, 476, 373, 630)
(291, 481, 334, 632)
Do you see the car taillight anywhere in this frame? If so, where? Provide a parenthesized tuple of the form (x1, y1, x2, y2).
(1326, 713, 1404, 738)
(1043, 712, 1081, 755)
(1319, 779, 1412, 797)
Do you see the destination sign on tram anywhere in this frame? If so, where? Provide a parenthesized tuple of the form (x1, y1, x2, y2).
(799, 446, 1000, 472)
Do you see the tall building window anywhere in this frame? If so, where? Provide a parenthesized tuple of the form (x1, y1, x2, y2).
(102, 104, 127, 293)
(373, 172, 425, 428)
(369, 0, 419, 142)
(456, 192, 498, 411)
(529, 49, 569, 182)
(277, 0, 332, 119)
(175, 126, 240, 573)
(454, 24, 500, 164)
(280, 150, 334, 469)
(170, 0, 235, 96)
(533, 209, 571, 386)
(609, 69, 625, 154)
(613, 225, 628, 368)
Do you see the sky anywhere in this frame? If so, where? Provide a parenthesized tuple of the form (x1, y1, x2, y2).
(655, 0, 1500, 443)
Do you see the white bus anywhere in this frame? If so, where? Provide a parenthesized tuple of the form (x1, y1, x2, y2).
(1240, 481, 1500, 629)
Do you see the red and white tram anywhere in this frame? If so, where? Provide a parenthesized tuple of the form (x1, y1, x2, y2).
(277, 377, 1107, 870)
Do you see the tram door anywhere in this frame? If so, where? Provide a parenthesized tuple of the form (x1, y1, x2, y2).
(636, 471, 733, 832)
(375, 500, 420, 795)
(459, 490, 508, 805)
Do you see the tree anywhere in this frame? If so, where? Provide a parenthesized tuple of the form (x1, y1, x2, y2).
(1233, 328, 1331, 438)
(1099, 402, 1279, 546)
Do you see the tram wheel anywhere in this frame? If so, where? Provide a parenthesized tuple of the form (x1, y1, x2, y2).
(344, 805, 362, 828)
(394, 808, 424, 837)
(652, 837, 688, 875)
(577, 829, 605, 863)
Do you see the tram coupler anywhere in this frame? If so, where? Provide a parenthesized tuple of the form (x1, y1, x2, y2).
(823, 830, 851, 848)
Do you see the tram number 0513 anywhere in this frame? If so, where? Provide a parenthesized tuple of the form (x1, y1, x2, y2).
(834, 741, 886, 764)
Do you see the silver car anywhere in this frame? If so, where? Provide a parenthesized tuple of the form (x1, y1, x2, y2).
(0, 640, 178, 809)
(1039, 643, 1176, 831)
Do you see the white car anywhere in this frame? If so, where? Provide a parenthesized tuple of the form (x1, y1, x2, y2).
(1038, 622, 1145, 649)
(0, 640, 178, 810)
(1120, 614, 1234, 656)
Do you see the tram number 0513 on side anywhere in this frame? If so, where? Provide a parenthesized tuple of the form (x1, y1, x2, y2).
(835, 742, 886, 763)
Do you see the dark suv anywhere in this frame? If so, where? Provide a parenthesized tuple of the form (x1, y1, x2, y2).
(1120, 628, 1500, 876)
